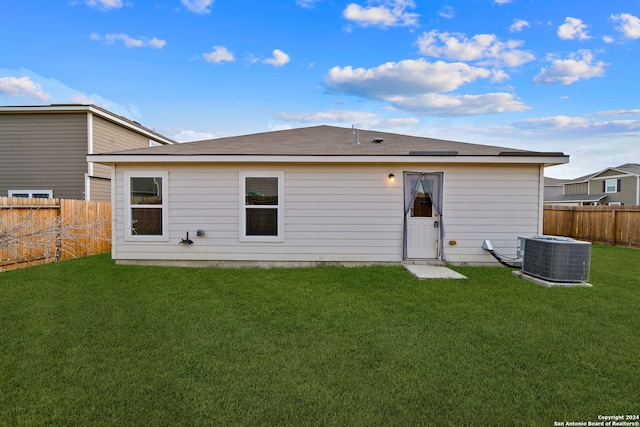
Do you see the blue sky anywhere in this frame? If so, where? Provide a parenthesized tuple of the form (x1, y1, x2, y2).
(1, 0, 639, 178)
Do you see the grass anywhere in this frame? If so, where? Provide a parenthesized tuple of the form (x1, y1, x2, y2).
(0, 245, 639, 426)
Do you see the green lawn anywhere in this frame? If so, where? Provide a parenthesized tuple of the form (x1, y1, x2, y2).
(1, 246, 638, 426)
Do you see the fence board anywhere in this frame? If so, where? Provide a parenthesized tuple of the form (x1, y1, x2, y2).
(1, 197, 111, 272)
(544, 205, 640, 248)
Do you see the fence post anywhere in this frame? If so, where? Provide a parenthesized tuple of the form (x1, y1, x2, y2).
(568, 208, 574, 237)
(611, 208, 617, 246)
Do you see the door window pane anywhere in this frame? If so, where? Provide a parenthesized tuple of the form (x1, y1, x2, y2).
(410, 180, 433, 217)
(412, 193, 433, 217)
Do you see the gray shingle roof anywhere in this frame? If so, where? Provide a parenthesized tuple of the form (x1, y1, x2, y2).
(97, 125, 566, 157)
(544, 194, 607, 203)
(565, 163, 640, 183)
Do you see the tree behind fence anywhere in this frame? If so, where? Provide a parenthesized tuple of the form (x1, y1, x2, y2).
(0, 197, 111, 272)
(544, 205, 640, 248)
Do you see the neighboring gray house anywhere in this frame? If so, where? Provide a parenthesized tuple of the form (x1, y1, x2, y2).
(0, 104, 175, 201)
(545, 163, 640, 206)
(543, 177, 569, 200)
(90, 125, 568, 266)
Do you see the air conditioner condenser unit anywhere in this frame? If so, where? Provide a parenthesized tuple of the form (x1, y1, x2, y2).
(521, 235, 591, 283)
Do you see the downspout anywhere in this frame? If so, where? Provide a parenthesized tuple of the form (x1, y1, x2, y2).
(538, 165, 545, 235)
(86, 113, 94, 201)
(110, 166, 117, 259)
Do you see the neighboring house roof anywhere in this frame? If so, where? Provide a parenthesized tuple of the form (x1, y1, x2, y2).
(90, 125, 568, 165)
(564, 163, 640, 184)
(544, 194, 607, 203)
(602, 163, 640, 176)
(0, 104, 176, 145)
(544, 177, 569, 186)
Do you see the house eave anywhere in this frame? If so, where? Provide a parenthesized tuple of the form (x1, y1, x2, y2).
(88, 154, 569, 166)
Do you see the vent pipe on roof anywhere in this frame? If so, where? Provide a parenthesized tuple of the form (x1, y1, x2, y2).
(352, 124, 360, 144)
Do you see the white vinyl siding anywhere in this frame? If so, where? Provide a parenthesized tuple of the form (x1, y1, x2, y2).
(112, 163, 541, 265)
(442, 164, 541, 264)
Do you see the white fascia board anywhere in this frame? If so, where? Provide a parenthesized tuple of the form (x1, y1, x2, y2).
(88, 154, 569, 166)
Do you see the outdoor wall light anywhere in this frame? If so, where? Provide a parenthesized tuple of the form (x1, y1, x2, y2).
(388, 173, 395, 182)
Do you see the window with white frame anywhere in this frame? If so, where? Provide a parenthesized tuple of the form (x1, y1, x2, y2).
(125, 172, 168, 240)
(8, 190, 53, 199)
(605, 179, 619, 193)
(240, 172, 284, 242)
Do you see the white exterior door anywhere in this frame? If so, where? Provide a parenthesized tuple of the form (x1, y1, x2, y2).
(405, 173, 441, 259)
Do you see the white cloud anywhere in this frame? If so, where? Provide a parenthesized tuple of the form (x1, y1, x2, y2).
(533, 50, 607, 85)
(262, 49, 290, 67)
(202, 46, 235, 63)
(275, 109, 419, 128)
(343, 0, 419, 27)
(386, 92, 529, 116)
(513, 116, 590, 130)
(171, 128, 220, 142)
(603, 35, 615, 43)
(84, 0, 123, 10)
(0, 76, 51, 100)
(557, 17, 591, 40)
(181, 0, 214, 14)
(512, 115, 640, 135)
(277, 110, 376, 123)
(494, 0, 512, 3)
(91, 33, 166, 48)
(0, 68, 141, 119)
(590, 109, 640, 117)
(70, 93, 97, 104)
(438, 5, 454, 19)
(416, 30, 534, 67)
(510, 19, 530, 32)
(325, 59, 492, 97)
(323, 59, 529, 116)
(296, 0, 321, 8)
(611, 13, 640, 39)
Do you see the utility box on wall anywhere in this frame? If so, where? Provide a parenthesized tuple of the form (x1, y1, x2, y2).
(521, 235, 591, 283)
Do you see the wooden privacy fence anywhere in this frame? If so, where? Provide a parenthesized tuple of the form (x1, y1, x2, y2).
(0, 197, 111, 272)
(544, 205, 640, 248)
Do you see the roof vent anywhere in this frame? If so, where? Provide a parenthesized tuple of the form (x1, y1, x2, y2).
(372, 138, 384, 144)
(351, 125, 360, 145)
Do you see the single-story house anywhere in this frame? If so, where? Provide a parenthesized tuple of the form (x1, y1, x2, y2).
(544, 163, 640, 206)
(89, 125, 568, 266)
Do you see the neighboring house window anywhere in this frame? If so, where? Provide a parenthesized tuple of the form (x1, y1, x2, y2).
(240, 172, 284, 242)
(609, 202, 623, 206)
(8, 190, 53, 199)
(125, 172, 168, 240)
(604, 179, 620, 193)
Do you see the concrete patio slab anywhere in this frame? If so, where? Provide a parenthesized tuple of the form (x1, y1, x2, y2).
(512, 271, 592, 287)
(404, 264, 467, 280)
